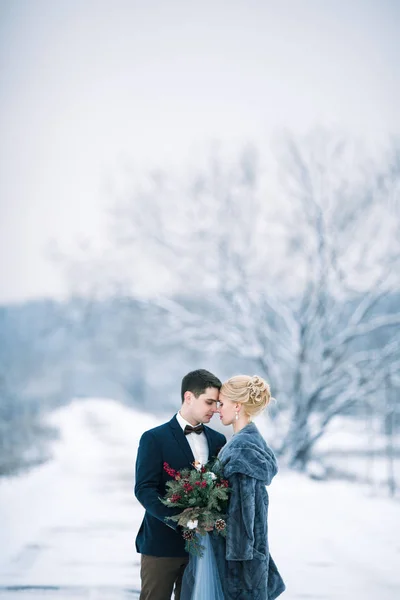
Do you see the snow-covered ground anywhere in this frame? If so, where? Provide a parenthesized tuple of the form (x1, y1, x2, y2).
(314, 414, 400, 492)
(0, 398, 399, 599)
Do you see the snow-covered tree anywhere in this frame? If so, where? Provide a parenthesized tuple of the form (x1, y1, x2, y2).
(274, 133, 400, 466)
(0, 303, 58, 475)
(84, 133, 400, 469)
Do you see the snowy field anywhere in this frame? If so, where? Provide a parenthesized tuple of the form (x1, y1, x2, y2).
(0, 398, 399, 600)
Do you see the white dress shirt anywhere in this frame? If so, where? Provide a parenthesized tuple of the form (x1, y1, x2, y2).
(176, 411, 209, 466)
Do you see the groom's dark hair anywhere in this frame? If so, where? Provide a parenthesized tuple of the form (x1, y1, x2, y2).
(181, 369, 222, 403)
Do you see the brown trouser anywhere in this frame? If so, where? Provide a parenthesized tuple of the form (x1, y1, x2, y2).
(140, 554, 190, 600)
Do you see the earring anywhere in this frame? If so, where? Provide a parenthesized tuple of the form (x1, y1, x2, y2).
(235, 412, 239, 421)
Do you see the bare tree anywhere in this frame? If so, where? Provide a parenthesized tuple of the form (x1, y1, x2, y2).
(86, 133, 400, 470)
(384, 366, 400, 497)
(0, 303, 59, 475)
(273, 134, 400, 467)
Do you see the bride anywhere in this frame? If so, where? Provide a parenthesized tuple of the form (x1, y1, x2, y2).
(181, 375, 285, 600)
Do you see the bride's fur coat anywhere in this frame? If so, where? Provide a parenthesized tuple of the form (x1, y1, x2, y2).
(212, 422, 286, 600)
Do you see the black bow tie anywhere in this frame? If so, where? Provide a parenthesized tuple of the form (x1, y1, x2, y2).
(184, 424, 204, 435)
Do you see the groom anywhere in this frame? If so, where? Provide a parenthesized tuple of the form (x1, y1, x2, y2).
(134, 369, 226, 600)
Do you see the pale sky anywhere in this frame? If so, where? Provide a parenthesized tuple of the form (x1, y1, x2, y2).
(1, 0, 399, 303)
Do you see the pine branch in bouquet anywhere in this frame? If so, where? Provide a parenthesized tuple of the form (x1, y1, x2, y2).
(159, 458, 230, 556)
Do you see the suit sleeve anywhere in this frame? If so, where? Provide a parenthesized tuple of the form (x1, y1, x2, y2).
(225, 472, 256, 561)
(134, 431, 180, 530)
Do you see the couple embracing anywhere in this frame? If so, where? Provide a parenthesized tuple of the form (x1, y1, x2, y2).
(134, 369, 285, 600)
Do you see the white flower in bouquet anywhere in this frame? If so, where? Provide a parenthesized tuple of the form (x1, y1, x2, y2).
(187, 519, 199, 530)
(204, 471, 217, 481)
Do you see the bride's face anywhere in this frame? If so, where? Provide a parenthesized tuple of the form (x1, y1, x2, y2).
(217, 393, 237, 426)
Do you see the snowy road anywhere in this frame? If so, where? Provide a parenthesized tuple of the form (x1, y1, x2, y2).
(0, 399, 399, 600)
(0, 400, 157, 599)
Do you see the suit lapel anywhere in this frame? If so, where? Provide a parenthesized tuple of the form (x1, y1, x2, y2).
(203, 425, 214, 461)
(169, 415, 195, 465)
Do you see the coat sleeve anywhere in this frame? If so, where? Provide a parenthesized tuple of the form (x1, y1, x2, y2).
(134, 431, 180, 530)
(225, 472, 256, 561)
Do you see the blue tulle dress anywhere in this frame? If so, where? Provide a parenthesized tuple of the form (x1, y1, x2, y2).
(180, 532, 224, 600)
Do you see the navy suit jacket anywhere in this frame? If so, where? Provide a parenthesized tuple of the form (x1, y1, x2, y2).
(134, 414, 226, 557)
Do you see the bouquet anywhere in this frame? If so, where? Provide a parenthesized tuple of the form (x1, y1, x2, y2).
(160, 458, 231, 556)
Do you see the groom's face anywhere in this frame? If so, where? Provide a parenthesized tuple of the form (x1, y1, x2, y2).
(184, 386, 219, 424)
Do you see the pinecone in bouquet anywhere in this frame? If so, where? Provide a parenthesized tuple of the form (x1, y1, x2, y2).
(159, 458, 231, 556)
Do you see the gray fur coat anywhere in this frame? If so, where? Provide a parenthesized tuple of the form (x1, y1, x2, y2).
(211, 422, 286, 599)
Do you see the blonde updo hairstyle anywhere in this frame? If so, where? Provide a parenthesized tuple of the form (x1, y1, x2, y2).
(220, 375, 272, 419)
